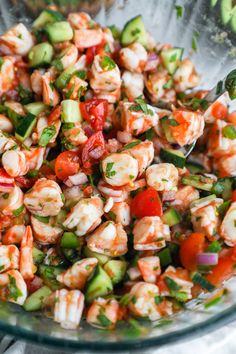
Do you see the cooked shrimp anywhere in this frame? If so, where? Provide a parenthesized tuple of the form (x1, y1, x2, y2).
(41, 71, 60, 107)
(31, 215, 63, 245)
(208, 120, 236, 158)
(108, 201, 130, 226)
(0, 23, 34, 55)
(220, 202, 236, 246)
(170, 186, 200, 212)
(24, 178, 64, 217)
(97, 180, 128, 202)
(2, 225, 25, 245)
(20, 226, 34, 280)
(87, 221, 128, 257)
(0, 130, 18, 154)
(63, 75, 88, 100)
(137, 256, 161, 283)
(117, 101, 158, 136)
(119, 43, 147, 73)
(133, 216, 170, 251)
(90, 54, 121, 93)
(68, 12, 95, 29)
(167, 109, 205, 147)
(0, 185, 24, 216)
(146, 163, 179, 191)
(63, 196, 104, 236)
(0, 269, 27, 305)
(128, 282, 173, 320)
(144, 71, 176, 104)
(0, 57, 15, 94)
(127, 266, 142, 281)
(23, 147, 46, 171)
(2, 150, 28, 177)
(87, 298, 120, 329)
(124, 140, 154, 176)
(106, 138, 122, 153)
(95, 87, 121, 104)
(190, 196, 223, 239)
(4, 101, 25, 118)
(216, 153, 236, 177)
(55, 44, 78, 70)
(158, 266, 193, 299)
(57, 258, 98, 289)
(73, 29, 103, 49)
(0, 245, 19, 272)
(53, 289, 84, 329)
(0, 168, 15, 193)
(204, 93, 228, 123)
(173, 58, 199, 92)
(63, 123, 87, 147)
(30, 69, 44, 95)
(101, 152, 138, 187)
(0, 114, 13, 133)
(122, 71, 144, 100)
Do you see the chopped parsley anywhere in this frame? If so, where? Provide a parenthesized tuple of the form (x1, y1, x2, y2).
(100, 56, 116, 71)
(192, 31, 200, 52)
(39, 125, 56, 147)
(118, 140, 141, 151)
(163, 79, 173, 89)
(175, 5, 183, 18)
(12, 205, 24, 217)
(169, 119, 179, 126)
(129, 97, 154, 116)
(65, 83, 75, 99)
(34, 215, 50, 224)
(75, 70, 87, 80)
(105, 162, 116, 178)
(8, 274, 22, 301)
(222, 125, 236, 140)
(97, 312, 112, 327)
(154, 295, 163, 305)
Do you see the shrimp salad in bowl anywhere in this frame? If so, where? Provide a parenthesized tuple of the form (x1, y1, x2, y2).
(0, 7, 235, 332)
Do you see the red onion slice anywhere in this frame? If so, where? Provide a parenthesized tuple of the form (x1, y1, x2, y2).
(197, 252, 218, 266)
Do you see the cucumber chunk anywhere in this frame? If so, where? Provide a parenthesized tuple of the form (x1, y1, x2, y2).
(4, 101, 25, 127)
(160, 47, 183, 75)
(83, 246, 111, 265)
(33, 247, 45, 265)
(161, 118, 176, 143)
(160, 148, 186, 168)
(45, 21, 73, 43)
(55, 65, 77, 89)
(24, 102, 48, 116)
(162, 207, 182, 226)
(61, 100, 82, 123)
(104, 260, 127, 285)
(28, 42, 54, 68)
(15, 113, 37, 142)
(39, 265, 65, 290)
(33, 9, 65, 28)
(60, 232, 80, 249)
(186, 161, 203, 174)
(182, 174, 214, 191)
(221, 0, 235, 25)
(85, 265, 113, 304)
(121, 15, 147, 47)
(23, 286, 52, 311)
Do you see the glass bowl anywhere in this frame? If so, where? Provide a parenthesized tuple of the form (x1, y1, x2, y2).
(0, 0, 236, 351)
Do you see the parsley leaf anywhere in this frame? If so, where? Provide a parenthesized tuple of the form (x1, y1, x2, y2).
(105, 162, 116, 178)
(39, 125, 56, 147)
(100, 56, 116, 71)
(175, 5, 183, 18)
(8, 274, 23, 301)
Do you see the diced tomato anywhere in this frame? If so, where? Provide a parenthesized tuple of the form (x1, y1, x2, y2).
(131, 187, 163, 218)
(39, 164, 57, 181)
(205, 247, 236, 287)
(25, 275, 43, 294)
(15, 176, 37, 189)
(211, 101, 228, 120)
(80, 99, 108, 131)
(55, 151, 80, 180)
(48, 105, 61, 125)
(85, 39, 106, 65)
(232, 190, 236, 202)
(81, 131, 106, 165)
(179, 233, 205, 271)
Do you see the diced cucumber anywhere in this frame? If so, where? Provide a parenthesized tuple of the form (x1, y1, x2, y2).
(45, 21, 73, 43)
(85, 265, 113, 304)
(33, 247, 45, 265)
(33, 9, 65, 28)
(62, 248, 81, 264)
(191, 194, 216, 208)
(55, 209, 67, 227)
(61, 100, 82, 123)
(121, 15, 147, 47)
(182, 174, 214, 191)
(104, 260, 127, 285)
(24, 102, 47, 116)
(157, 248, 172, 268)
(83, 246, 110, 265)
(231, 6, 236, 32)
(4, 101, 25, 127)
(186, 161, 203, 174)
(221, 0, 235, 25)
(160, 47, 183, 75)
(15, 113, 37, 142)
(160, 148, 186, 168)
(39, 265, 65, 290)
(55, 65, 77, 89)
(218, 177, 234, 200)
(28, 42, 54, 68)
(162, 207, 182, 226)
(23, 286, 52, 311)
(161, 118, 175, 143)
(60, 232, 80, 249)
(191, 272, 215, 292)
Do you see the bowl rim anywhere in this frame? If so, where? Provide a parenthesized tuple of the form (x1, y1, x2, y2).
(0, 303, 235, 352)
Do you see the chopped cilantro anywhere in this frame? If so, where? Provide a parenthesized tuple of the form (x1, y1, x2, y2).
(39, 125, 56, 147)
(100, 56, 116, 71)
(12, 205, 24, 217)
(175, 5, 183, 18)
(105, 162, 116, 178)
(8, 274, 22, 301)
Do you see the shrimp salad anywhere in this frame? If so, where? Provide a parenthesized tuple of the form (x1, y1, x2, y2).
(0, 8, 235, 331)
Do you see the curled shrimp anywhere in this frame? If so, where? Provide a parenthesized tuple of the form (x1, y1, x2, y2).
(42, 71, 60, 107)
(2, 150, 28, 177)
(57, 258, 98, 289)
(220, 202, 236, 246)
(0, 167, 15, 193)
(30, 69, 44, 95)
(146, 163, 179, 191)
(124, 140, 154, 176)
(137, 256, 161, 283)
(31, 215, 63, 245)
(144, 71, 176, 104)
(63, 122, 88, 147)
(0, 130, 18, 154)
(0, 185, 24, 216)
(171, 186, 199, 212)
(54, 44, 78, 70)
(63, 75, 88, 100)
(0, 56, 15, 94)
(20, 226, 34, 280)
(119, 43, 147, 73)
(122, 71, 144, 100)
(0, 23, 34, 55)
(87, 298, 120, 329)
(24, 178, 64, 217)
(2, 225, 26, 245)
(97, 180, 128, 202)
(108, 201, 131, 226)
(215, 153, 236, 177)
(87, 221, 128, 257)
(68, 12, 95, 29)
(0, 245, 19, 273)
(73, 28, 104, 50)
(0, 114, 13, 133)
(0, 269, 27, 305)
(208, 119, 236, 158)
(173, 58, 199, 92)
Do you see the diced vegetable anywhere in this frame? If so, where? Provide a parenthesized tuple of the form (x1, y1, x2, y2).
(182, 174, 214, 191)
(121, 15, 147, 47)
(179, 233, 205, 271)
(23, 286, 52, 311)
(157, 248, 172, 268)
(15, 113, 37, 142)
(160, 148, 186, 168)
(191, 272, 215, 292)
(61, 100, 82, 123)
(38, 265, 65, 290)
(28, 42, 54, 67)
(83, 246, 110, 265)
(45, 21, 73, 43)
(55, 65, 77, 89)
(33, 247, 45, 265)
(33, 9, 65, 28)
(24, 102, 48, 116)
(160, 47, 183, 75)
(131, 188, 163, 218)
(60, 232, 80, 249)
(85, 265, 113, 304)
(104, 260, 127, 285)
(162, 207, 182, 226)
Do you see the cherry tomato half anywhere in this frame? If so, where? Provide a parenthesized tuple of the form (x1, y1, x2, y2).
(179, 232, 205, 271)
(131, 187, 163, 218)
(80, 99, 108, 131)
(55, 151, 80, 180)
